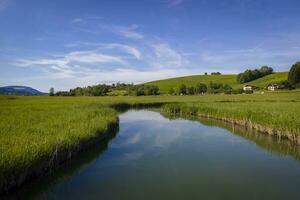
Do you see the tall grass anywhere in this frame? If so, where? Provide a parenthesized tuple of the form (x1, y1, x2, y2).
(0, 99, 119, 191)
(161, 91, 300, 137)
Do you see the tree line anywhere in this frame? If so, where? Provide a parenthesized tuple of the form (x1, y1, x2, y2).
(168, 82, 243, 95)
(51, 83, 159, 96)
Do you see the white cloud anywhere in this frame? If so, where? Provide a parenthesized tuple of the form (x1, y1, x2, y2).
(151, 43, 184, 68)
(64, 42, 142, 59)
(15, 50, 127, 80)
(116, 29, 144, 40)
(101, 24, 144, 40)
(71, 18, 85, 24)
(17, 58, 69, 69)
(104, 43, 141, 59)
(66, 50, 126, 64)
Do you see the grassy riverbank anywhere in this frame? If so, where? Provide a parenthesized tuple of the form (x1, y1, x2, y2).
(161, 91, 300, 142)
(1, 91, 300, 193)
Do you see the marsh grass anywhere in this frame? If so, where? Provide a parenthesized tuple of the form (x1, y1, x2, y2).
(0, 101, 118, 188)
(161, 91, 300, 138)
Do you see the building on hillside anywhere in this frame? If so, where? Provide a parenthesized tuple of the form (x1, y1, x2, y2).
(267, 84, 279, 91)
(243, 85, 258, 91)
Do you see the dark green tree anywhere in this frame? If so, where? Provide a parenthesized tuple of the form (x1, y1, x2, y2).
(178, 84, 187, 95)
(237, 66, 273, 83)
(260, 66, 273, 75)
(196, 83, 207, 94)
(288, 62, 300, 86)
(222, 84, 233, 94)
(49, 87, 54, 96)
(187, 86, 195, 95)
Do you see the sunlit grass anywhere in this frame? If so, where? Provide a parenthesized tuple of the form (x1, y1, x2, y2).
(145, 72, 288, 93)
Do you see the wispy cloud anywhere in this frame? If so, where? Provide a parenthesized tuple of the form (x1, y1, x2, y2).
(71, 18, 85, 24)
(16, 50, 127, 79)
(101, 24, 144, 40)
(104, 43, 141, 59)
(67, 50, 126, 64)
(64, 42, 141, 59)
(151, 43, 184, 68)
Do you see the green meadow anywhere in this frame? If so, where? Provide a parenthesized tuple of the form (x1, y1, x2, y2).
(1, 90, 300, 192)
(145, 72, 288, 93)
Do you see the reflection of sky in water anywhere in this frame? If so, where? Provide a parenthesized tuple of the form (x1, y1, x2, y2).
(15, 110, 300, 200)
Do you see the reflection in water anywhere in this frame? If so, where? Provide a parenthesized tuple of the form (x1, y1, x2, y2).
(4, 110, 300, 200)
(163, 113, 300, 162)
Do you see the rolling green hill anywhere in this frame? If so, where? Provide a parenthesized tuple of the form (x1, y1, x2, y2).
(145, 72, 288, 93)
(245, 72, 288, 87)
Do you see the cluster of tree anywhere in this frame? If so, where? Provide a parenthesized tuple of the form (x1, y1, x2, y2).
(52, 83, 159, 96)
(207, 82, 233, 94)
(127, 85, 159, 96)
(278, 80, 294, 90)
(288, 61, 300, 87)
(55, 84, 112, 96)
(271, 61, 300, 90)
(168, 82, 242, 95)
(237, 66, 273, 83)
(211, 72, 221, 75)
(168, 83, 207, 95)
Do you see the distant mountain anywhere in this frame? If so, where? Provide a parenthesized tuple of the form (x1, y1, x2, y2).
(0, 86, 48, 96)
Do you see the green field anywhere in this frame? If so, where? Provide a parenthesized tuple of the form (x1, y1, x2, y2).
(1, 90, 300, 192)
(145, 72, 288, 93)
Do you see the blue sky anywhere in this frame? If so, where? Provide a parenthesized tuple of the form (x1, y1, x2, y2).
(1, 0, 300, 91)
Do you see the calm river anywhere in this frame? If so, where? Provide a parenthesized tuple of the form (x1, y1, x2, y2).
(6, 110, 300, 200)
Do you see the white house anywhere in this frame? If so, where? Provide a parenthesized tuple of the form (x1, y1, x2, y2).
(243, 85, 257, 91)
(267, 84, 279, 91)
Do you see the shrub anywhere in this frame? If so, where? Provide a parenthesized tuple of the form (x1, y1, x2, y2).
(280, 81, 295, 90)
(168, 88, 175, 95)
(196, 83, 207, 94)
(178, 84, 187, 95)
(223, 84, 232, 94)
(232, 88, 244, 94)
(187, 86, 195, 95)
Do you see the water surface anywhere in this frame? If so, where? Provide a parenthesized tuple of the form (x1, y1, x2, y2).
(7, 110, 300, 200)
